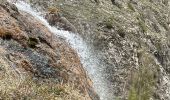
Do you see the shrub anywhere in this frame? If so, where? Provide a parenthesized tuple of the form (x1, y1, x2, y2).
(138, 20, 147, 33)
(48, 6, 60, 14)
(2, 32, 12, 40)
(117, 28, 125, 38)
(48, 86, 65, 95)
(0, 27, 12, 40)
(128, 50, 158, 100)
(127, 2, 135, 12)
(103, 17, 115, 29)
(29, 0, 33, 3)
(105, 21, 113, 29)
(27, 37, 38, 48)
(128, 66, 156, 100)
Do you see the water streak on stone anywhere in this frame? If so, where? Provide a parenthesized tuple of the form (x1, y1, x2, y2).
(12, 1, 115, 100)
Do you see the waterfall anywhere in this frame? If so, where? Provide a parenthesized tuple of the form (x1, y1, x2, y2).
(11, 1, 115, 100)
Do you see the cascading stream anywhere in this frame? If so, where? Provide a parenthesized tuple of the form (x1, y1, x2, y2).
(10, 1, 115, 100)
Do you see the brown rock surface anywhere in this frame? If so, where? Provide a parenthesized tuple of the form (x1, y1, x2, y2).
(0, 1, 99, 100)
(45, 12, 77, 33)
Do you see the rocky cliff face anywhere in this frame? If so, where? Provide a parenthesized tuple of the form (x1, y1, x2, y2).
(0, 0, 99, 99)
(27, 0, 170, 100)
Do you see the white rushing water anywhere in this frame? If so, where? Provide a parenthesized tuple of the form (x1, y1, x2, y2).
(10, 1, 115, 100)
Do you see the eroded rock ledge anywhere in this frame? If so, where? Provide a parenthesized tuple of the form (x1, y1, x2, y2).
(0, 1, 99, 100)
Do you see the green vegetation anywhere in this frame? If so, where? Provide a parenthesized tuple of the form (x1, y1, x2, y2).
(128, 66, 156, 100)
(48, 86, 65, 95)
(105, 21, 113, 29)
(136, 13, 147, 33)
(29, 0, 33, 3)
(117, 28, 125, 38)
(103, 17, 114, 29)
(128, 50, 158, 100)
(138, 20, 147, 33)
(127, 2, 135, 12)
(28, 37, 39, 48)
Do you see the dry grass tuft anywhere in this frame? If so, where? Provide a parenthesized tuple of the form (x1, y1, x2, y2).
(0, 77, 89, 100)
(0, 27, 12, 40)
(0, 52, 89, 100)
(48, 6, 60, 14)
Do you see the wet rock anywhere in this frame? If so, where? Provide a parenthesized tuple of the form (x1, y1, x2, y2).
(0, 1, 99, 100)
(45, 13, 77, 33)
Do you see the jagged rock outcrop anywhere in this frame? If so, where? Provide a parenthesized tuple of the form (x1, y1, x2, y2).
(0, 1, 99, 100)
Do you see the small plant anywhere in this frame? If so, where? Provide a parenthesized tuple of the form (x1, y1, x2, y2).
(128, 87, 138, 100)
(94, 0, 100, 4)
(29, 0, 33, 3)
(117, 28, 125, 38)
(105, 21, 113, 29)
(128, 51, 158, 100)
(104, 17, 115, 29)
(136, 13, 148, 33)
(0, 28, 12, 40)
(2, 32, 12, 40)
(128, 66, 156, 100)
(159, 21, 169, 31)
(27, 37, 38, 48)
(48, 6, 60, 14)
(138, 20, 147, 33)
(127, 2, 135, 12)
(48, 86, 65, 95)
